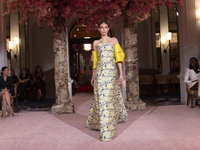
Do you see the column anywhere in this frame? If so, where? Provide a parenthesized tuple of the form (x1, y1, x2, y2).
(0, 3, 7, 67)
(65, 27, 73, 102)
(10, 14, 20, 75)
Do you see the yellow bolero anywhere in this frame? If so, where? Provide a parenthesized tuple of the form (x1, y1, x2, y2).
(92, 43, 124, 69)
(92, 51, 98, 69)
(114, 43, 125, 64)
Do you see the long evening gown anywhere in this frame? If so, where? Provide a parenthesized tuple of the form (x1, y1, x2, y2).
(86, 40, 128, 141)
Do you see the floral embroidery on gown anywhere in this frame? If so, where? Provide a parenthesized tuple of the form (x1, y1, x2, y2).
(86, 41, 128, 141)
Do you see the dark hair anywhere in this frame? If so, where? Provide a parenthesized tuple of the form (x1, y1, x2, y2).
(1, 66, 8, 75)
(21, 68, 27, 75)
(34, 65, 43, 77)
(189, 57, 199, 73)
(98, 21, 109, 27)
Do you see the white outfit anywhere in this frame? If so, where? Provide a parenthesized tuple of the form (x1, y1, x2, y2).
(184, 68, 200, 89)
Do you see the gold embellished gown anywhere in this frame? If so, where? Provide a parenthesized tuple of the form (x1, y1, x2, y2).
(86, 41, 128, 141)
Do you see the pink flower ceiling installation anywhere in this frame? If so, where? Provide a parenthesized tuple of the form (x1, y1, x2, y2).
(0, 0, 182, 30)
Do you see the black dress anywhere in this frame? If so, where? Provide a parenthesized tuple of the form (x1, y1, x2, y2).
(11, 75, 18, 84)
(0, 76, 14, 96)
(34, 74, 46, 94)
(19, 74, 29, 100)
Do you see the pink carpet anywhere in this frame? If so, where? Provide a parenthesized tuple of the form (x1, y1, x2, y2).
(1, 93, 200, 150)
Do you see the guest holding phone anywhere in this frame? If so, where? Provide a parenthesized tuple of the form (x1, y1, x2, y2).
(33, 66, 46, 100)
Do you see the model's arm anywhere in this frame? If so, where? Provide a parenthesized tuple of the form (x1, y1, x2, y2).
(117, 63, 124, 84)
(113, 38, 124, 84)
(91, 40, 98, 86)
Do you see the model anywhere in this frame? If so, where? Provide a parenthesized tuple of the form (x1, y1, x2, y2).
(86, 21, 127, 141)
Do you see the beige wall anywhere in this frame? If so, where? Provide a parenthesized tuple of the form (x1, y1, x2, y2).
(137, 18, 152, 69)
(10, 14, 20, 76)
(29, 15, 54, 73)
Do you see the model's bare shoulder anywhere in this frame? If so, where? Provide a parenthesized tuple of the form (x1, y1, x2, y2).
(93, 40, 99, 51)
(111, 37, 119, 44)
(93, 40, 98, 45)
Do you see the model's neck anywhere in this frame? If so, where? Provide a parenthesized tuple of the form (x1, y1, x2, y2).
(101, 35, 109, 41)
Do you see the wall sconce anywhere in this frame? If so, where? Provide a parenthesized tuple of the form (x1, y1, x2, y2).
(8, 37, 19, 65)
(197, 8, 200, 19)
(9, 41, 13, 50)
(13, 37, 19, 58)
(161, 32, 172, 57)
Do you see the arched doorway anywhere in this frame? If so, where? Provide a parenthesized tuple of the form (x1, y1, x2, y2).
(69, 24, 112, 94)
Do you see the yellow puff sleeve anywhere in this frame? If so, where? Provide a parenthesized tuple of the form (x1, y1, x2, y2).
(92, 51, 98, 69)
(114, 43, 125, 64)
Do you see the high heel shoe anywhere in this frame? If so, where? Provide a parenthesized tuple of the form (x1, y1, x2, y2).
(1, 114, 6, 120)
(9, 113, 14, 117)
(9, 110, 14, 117)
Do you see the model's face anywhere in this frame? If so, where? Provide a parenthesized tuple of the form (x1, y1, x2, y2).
(37, 67, 40, 72)
(98, 23, 109, 36)
(2, 68, 8, 76)
(190, 59, 197, 67)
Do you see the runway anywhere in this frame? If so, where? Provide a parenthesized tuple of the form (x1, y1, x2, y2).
(1, 93, 200, 150)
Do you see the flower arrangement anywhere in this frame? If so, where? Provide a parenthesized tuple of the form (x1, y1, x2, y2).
(0, 0, 182, 30)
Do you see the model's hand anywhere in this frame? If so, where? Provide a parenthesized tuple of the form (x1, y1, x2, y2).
(119, 75, 124, 85)
(91, 78, 94, 86)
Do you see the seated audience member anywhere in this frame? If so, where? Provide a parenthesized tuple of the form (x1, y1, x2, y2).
(0, 66, 14, 120)
(33, 66, 46, 100)
(11, 69, 18, 84)
(18, 68, 30, 102)
(184, 57, 200, 106)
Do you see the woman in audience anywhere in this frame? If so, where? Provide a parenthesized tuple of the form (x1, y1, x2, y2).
(11, 69, 18, 84)
(33, 66, 46, 100)
(18, 68, 30, 102)
(184, 57, 200, 106)
(184, 57, 200, 90)
(0, 66, 14, 120)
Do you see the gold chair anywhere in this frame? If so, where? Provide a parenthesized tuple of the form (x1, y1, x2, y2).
(186, 84, 200, 109)
(155, 74, 170, 95)
(168, 74, 180, 95)
(139, 75, 154, 95)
